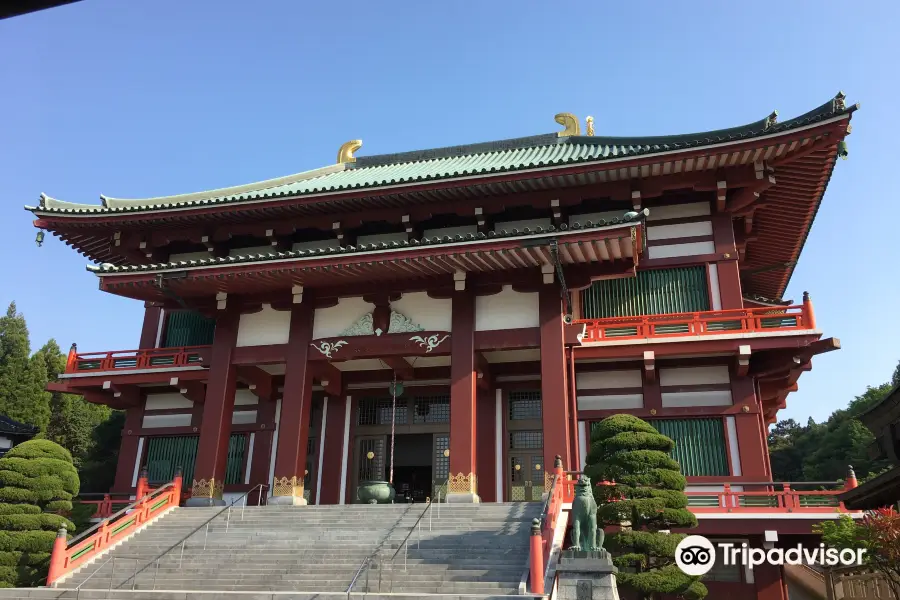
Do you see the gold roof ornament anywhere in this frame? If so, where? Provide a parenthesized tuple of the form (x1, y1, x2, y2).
(554, 113, 580, 137)
(586, 116, 595, 137)
(337, 140, 363, 164)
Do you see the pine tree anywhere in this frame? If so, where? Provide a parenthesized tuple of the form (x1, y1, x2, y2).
(37, 340, 111, 469)
(584, 414, 707, 600)
(0, 304, 49, 430)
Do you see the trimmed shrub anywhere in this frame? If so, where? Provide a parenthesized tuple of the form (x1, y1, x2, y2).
(0, 440, 79, 587)
(585, 414, 707, 600)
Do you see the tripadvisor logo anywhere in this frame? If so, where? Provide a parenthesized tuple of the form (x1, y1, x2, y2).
(675, 535, 866, 577)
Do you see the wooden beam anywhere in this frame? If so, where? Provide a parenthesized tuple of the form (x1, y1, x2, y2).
(643, 350, 656, 382)
(236, 366, 274, 401)
(179, 380, 207, 405)
(475, 353, 492, 391)
(309, 361, 342, 397)
(381, 356, 415, 381)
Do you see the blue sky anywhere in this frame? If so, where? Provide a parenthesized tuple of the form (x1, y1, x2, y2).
(1, 1, 897, 423)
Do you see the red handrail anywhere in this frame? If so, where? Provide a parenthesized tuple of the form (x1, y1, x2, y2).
(576, 303, 813, 344)
(65, 345, 210, 374)
(47, 473, 183, 586)
(531, 459, 566, 594)
(76, 494, 133, 519)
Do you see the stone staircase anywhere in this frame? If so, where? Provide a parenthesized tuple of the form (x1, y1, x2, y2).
(0, 502, 544, 600)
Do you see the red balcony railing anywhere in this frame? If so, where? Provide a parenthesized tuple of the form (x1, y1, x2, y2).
(560, 477, 856, 515)
(65, 345, 210, 374)
(76, 493, 134, 519)
(576, 302, 815, 344)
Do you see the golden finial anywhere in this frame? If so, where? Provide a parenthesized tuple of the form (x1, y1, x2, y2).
(554, 113, 581, 137)
(337, 140, 363, 164)
(586, 116, 595, 137)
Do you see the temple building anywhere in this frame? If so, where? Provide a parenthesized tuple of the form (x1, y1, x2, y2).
(31, 94, 858, 598)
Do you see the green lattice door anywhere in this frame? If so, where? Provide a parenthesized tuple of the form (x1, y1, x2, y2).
(432, 434, 449, 501)
(163, 311, 216, 347)
(581, 266, 710, 318)
(509, 453, 543, 502)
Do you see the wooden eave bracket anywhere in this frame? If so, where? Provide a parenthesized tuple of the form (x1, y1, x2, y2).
(179, 381, 207, 404)
(216, 292, 227, 310)
(729, 163, 777, 214)
(292, 285, 304, 304)
(716, 181, 727, 213)
(475, 353, 492, 390)
(631, 190, 642, 211)
(453, 270, 466, 291)
(382, 356, 414, 381)
(643, 350, 656, 382)
(102, 380, 123, 398)
(310, 362, 342, 397)
(541, 263, 554, 285)
(236, 366, 274, 401)
(736, 344, 751, 377)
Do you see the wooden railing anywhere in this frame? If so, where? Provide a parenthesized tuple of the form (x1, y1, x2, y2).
(576, 301, 815, 344)
(560, 479, 855, 514)
(65, 346, 210, 374)
(47, 473, 183, 586)
(76, 493, 134, 520)
(828, 566, 899, 599)
(529, 458, 567, 595)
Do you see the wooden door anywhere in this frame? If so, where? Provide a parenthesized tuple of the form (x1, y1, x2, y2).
(432, 433, 449, 501)
(509, 453, 543, 502)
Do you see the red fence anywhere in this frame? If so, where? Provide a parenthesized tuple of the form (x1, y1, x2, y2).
(65, 346, 209, 374)
(47, 474, 183, 586)
(576, 302, 815, 344)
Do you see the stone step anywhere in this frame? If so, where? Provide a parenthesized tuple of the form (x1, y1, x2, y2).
(1, 592, 539, 600)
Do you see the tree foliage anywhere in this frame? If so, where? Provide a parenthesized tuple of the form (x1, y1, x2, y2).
(768, 361, 898, 483)
(0, 440, 77, 587)
(584, 414, 707, 600)
(816, 510, 900, 597)
(0, 303, 50, 431)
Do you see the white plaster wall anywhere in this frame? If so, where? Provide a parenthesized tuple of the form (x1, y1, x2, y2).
(493, 218, 552, 232)
(169, 251, 210, 262)
(235, 389, 259, 406)
(661, 390, 733, 407)
(708, 264, 722, 310)
(475, 286, 539, 331)
(313, 297, 373, 339)
(578, 395, 644, 410)
(293, 239, 340, 252)
(423, 225, 477, 239)
(0, 437, 11, 450)
(229, 245, 272, 257)
(568, 211, 624, 226)
(646, 201, 711, 222)
(357, 232, 408, 246)
(647, 241, 716, 259)
(576, 370, 642, 389)
(144, 393, 193, 411)
(232, 410, 258, 425)
(391, 292, 452, 331)
(236, 305, 291, 347)
(142, 414, 192, 428)
(646, 221, 713, 241)
(659, 365, 730, 386)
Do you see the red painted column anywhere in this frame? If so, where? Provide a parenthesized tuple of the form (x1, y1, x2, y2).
(319, 395, 349, 505)
(449, 290, 478, 502)
(712, 214, 743, 309)
(755, 562, 787, 600)
(186, 311, 239, 506)
(139, 303, 163, 349)
(539, 286, 571, 485)
(112, 390, 144, 493)
(270, 302, 315, 505)
(476, 388, 496, 503)
(731, 375, 769, 479)
(247, 399, 276, 505)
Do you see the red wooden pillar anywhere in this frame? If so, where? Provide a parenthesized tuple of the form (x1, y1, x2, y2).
(731, 375, 769, 479)
(186, 311, 239, 506)
(319, 395, 349, 505)
(449, 290, 478, 502)
(476, 388, 496, 503)
(112, 391, 144, 494)
(270, 302, 315, 505)
(247, 398, 277, 504)
(139, 303, 163, 349)
(712, 213, 742, 309)
(539, 286, 570, 489)
(755, 562, 787, 600)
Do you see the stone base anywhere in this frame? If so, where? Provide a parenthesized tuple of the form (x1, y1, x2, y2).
(268, 495, 308, 506)
(556, 550, 619, 600)
(184, 497, 226, 507)
(445, 492, 480, 503)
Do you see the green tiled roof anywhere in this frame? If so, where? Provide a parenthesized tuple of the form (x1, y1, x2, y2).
(28, 94, 856, 216)
(88, 212, 645, 274)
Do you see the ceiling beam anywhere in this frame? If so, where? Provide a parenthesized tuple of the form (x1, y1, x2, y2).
(309, 362, 343, 397)
(381, 356, 415, 381)
(236, 366, 274, 401)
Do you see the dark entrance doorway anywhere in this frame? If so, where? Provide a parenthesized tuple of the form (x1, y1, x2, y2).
(390, 434, 432, 502)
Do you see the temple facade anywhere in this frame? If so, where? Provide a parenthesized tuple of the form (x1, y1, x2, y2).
(32, 94, 858, 599)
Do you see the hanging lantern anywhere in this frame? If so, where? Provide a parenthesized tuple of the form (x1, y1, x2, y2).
(389, 380, 404, 397)
(35, 231, 44, 247)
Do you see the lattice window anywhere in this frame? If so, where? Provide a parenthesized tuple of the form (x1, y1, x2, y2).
(509, 390, 542, 420)
(358, 397, 408, 426)
(414, 395, 450, 424)
(510, 430, 543, 450)
(357, 438, 385, 482)
(434, 435, 449, 492)
(510, 456, 525, 483)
